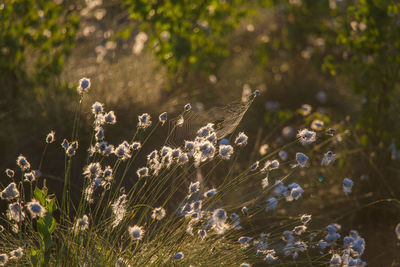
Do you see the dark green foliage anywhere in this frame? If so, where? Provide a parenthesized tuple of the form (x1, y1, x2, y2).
(122, 0, 248, 86)
(0, 0, 79, 150)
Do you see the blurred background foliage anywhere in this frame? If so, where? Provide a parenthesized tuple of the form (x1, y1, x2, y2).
(1, 0, 400, 265)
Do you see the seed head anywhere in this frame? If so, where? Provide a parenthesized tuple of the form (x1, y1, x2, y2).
(46, 130, 56, 143)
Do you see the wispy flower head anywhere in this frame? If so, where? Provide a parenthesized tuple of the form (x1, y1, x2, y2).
(250, 161, 259, 170)
(115, 258, 131, 267)
(184, 103, 191, 111)
(311, 119, 324, 131)
(159, 112, 167, 125)
(321, 151, 336, 166)
(265, 197, 278, 211)
(66, 141, 79, 157)
(327, 128, 335, 136)
(219, 144, 233, 160)
(95, 126, 105, 141)
(83, 162, 102, 179)
(131, 142, 141, 150)
(279, 150, 288, 161)
(10, 247, 24, 260)
(1, 182, 20, 200)
(197, 123, 214, 137)
(262, 176, 269, 188)
(77, 77, 91, 94)
(5, 168, 14, 178)
(265, 249, 278, 263)
(177, 153, 189, 165)
(330, 254, 341, 266)
(147, 150, 159, 163)
(61, 139, 69, 150)
(297, 129, 316, 145)
(138, 113, 152, 129)
(105, 111, 117, 124)
(16, 155, 30, 171)
(75, 215, 89, 232)
(128, 225, 145, 241)
(295, 152, 309, 168)
(184, 141, 195, 152)
(235, 132, 248, 147)
(209, 209, 229, 234)
(0, 254, 8, 266)
(282, 126, 295, 139)
(286, 183, 304, 201)
(204, 188, 217, 198)
(97, 141, 114, 156)
(136, 167, 149, 178)
(343, 177, 354, 195)
(293, 225, 307, 235)
(27, 199, 46, 218)
(259, 144, 269, 155)
(92, 102, 104, 115)
(198, 229, 207, 240)
(103, 165, 113, 181)
(46, 130, 55, 143)
(24, 170, 40, 183)
(242, 206, 248, 216)
(173, 252, 184, 260)
(261, 160, 280, 173)
(188, 181, 200, 194)
(151, 207, 166, 220)
(300, 214, 311, 224)
(7, 202, 25, 222)
(238, 236, 253, 248)
(300, 104, 312, 116)
(114, 141, 131, 160)
(273, 180, 288, 197)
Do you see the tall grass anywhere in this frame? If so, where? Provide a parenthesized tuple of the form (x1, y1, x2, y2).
(0, 78, 372, 266)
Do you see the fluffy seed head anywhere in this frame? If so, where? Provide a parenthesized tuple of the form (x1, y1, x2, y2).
(0, 254, 8, 266)
(321, 151, 336, 166)
(1, 182, 20, 200)
(301, 214, 311, 224)
(75, 215, 89, 232)
(46, 131, 56, 143)
(16, 155, 30, 171)
(27, 199, 46, 218)
(311, 119, 324, 131)
(10, 247, 24, 259)
(91, 102, 104, 115)
(300, 104, 312, 116)
(128, 225, 145, 241)
(151, 207, 166, 220)
(7, 202, 25, 222)
(159, 112, 167, 125)
(235, 132, 248, 147)
(219, 144, 234, 160)
(105, 111, 117, 124)
(295, 152, 309, 168)
(297, 129, 316, 145)
(77, 77, 91, 94)
(5, 168, 15, 178)
(138, 113, 152, 129)
(77, 78, 91, 94)
(173, 252, 184, 260)
(261, 160, 279, 172)
(136, 167, 149, 178)
(343, 178, 354, 195)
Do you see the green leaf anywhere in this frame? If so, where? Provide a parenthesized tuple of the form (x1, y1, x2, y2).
(34, 187, 46, 206)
